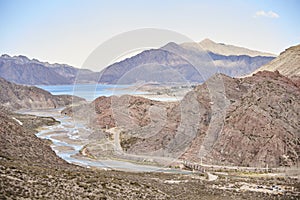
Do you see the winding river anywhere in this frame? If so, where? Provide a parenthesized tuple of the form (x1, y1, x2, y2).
(20, 108, 190, 174)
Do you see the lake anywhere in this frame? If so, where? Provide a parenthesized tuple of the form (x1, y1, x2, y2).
(37, 84, 148, 101)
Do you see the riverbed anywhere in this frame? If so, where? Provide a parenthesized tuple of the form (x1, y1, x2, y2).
(20, 108, 190, 174)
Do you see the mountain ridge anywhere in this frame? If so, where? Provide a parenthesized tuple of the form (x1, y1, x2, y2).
(98, 41, 274, 84)
(181, 38, 276, 57)
(0, 39, 276, 85)
(0, 54, 100, 85)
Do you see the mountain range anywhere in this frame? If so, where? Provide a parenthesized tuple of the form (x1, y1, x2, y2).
(98, 39, 275, 84)
(0, 39, 275, 85)
(0, 54, 100, 85)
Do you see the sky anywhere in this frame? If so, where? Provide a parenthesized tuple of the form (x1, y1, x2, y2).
(1, 0, 299, 70)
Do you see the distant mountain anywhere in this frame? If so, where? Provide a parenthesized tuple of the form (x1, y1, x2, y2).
(98, 41, 275, 84)
(0, 54, 100, 85)
(0, 77, 85, 110)
(253, 44, 300, 77)
(182, 38, 276, 57)
(163, 42, 275, 78)
(0, 39, 276, 85)
(98, 48, 205, 84)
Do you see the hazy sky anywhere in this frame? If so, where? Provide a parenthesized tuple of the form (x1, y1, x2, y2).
(1, 0, 299, 69)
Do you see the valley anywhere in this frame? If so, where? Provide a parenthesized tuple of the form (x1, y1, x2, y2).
(2, 1, 300, 198)
(0, 41, 299, 199)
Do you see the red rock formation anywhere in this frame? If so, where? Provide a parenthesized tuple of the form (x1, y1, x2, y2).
(66, 71, 299, 167)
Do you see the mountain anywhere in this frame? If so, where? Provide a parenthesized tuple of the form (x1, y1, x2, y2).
(67, 70, 300, 168)
(0, 40, 275, 85)
(182, 38, 276, 57)
(98, 48, 205, 84)
(163, 42, 275, 78)
(144, 71, 299, 167)
(253, 44, 300, 78)
(0, 77, 85, 110)
(98, 41, 275, 84)
(0, 54, 100, 85)
(205, 71, 299, 167)
(61, 43, 298, 168)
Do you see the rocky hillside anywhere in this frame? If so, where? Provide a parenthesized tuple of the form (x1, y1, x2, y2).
(98, 41, 274, 84)
(206, 71, 300, 167)
(62, 94, 176, 131)
(0, 105, 69, 167)
(0, 106, 167, 199)
(253, 44, 300, 78)
(0, 77, 85, 110)
(0, 106, 165, 199)
(70, 71, 299, 168)
(114, 71, 299, 168)
(1, 105, 283, 199)
(0, 54, 100, 85)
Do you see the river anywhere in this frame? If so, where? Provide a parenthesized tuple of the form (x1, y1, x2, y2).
(20, 108, 190, 174)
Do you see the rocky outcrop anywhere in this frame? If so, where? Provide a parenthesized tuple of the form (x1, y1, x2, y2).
(178, 71, 299, 167)
(0, 77, 85, 110)
(253, 44, 300, 77)
(63, 95, 176, 130)
(207, 71, 300, 167)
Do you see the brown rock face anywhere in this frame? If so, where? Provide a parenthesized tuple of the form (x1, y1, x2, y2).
(207, 71, 300, 167)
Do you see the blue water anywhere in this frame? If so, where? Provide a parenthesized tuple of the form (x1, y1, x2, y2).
(37, 84, 147, 101)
